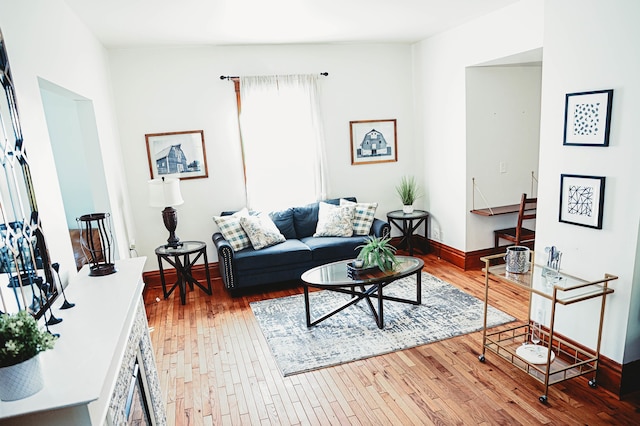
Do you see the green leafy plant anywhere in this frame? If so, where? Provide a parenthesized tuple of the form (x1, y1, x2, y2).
(395, 175, 422, 205)
(0, 310, 57, 368)
(356, 235, 398, 272)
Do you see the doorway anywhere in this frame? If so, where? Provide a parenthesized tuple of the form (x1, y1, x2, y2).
(465, 48, 543, 251)
(38, 79, 117, 269)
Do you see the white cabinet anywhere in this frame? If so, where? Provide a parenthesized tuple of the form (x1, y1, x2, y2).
(0, 257, 166, 425)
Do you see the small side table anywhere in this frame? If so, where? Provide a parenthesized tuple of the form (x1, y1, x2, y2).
(155, 241, 212, 305)
(386, 210, 430, 256)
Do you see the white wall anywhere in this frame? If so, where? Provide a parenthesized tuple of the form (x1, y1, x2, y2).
(414, 0, 639, 364)
(466, 65, 541, 250)
(412, 0, 544, 250)
(109, 44, 417, 270)
(0, 0, 135, 282)
(536, 0, 640, 364)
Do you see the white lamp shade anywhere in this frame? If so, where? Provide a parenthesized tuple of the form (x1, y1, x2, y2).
(148, 178, 184, 207)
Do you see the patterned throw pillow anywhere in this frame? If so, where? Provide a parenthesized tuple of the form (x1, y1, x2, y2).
(240, 214, 286, 250)
(313, 202, 355, 237)
(340, 198, 378, 235)
(213, 208, 251, 251)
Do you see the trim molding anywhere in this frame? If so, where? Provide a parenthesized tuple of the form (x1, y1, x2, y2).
(536, 323, 631, 398)
(143, 264, 221, 290)
(464, 241, 535, 270)
(425, 240, 466, 269)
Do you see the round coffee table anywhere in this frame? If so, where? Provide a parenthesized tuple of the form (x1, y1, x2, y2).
(300, 256, 424, 329)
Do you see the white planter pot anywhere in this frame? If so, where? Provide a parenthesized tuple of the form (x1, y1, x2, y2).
(0, 355, 44, 401)
(402, 204, 414, 214)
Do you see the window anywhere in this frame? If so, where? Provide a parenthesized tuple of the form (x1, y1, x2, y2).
(235, 74, 327, 211)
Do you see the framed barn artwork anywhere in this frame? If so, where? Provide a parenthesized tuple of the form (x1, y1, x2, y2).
(563, 89, 613, 147)
(145, 130, 208, 180)
(350, 119, 397, 165)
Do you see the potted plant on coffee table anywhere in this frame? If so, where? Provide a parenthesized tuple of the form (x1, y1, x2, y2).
(356, 235, 398, 272)
(395, 175, 421, 213)
(0, 310, 57, 401)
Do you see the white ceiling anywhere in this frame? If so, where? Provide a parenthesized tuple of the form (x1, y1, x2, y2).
(63, 0, 519, 48)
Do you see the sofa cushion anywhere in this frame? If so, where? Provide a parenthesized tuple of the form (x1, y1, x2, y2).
(340, 198, 378, 235)
(313, 202, 355, 237)
(269, 208, 297, 239)
(292, 202, 319, 238)
(301, 235, 369, 262)
(213, 208, 251, 251)
(234, 239, 312, 270)
(240, 213, 286, 250)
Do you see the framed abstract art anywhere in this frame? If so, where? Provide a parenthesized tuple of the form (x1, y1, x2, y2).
(563, 89, 613, 147)
(559, 174, 606, 229)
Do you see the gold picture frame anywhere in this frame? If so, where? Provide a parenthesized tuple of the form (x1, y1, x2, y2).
(145, 130, 208, 180)
(350, 119, 397, 165)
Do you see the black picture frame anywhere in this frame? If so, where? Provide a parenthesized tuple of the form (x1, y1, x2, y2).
(559, 174, 606, 229)
(563, 89, 613, 146)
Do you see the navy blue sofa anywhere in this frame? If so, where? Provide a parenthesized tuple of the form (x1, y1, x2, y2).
(212, 197, 390, 293)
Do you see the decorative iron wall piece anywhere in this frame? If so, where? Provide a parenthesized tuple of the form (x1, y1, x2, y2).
(0, 29, 56, 318)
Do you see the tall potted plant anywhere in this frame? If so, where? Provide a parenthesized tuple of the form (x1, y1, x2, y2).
(395, 175, 421, 213)
(356, 235, 398, 272)
(0, 310, 57, 401)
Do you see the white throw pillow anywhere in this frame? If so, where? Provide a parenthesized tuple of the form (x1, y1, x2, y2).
(240, 213, 286, 250)
(313, 202, 355, 237)
(213, 208, 251, 251)
(340, 199, 378, 235)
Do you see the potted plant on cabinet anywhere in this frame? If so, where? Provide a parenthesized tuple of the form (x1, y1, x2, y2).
(356, 235, 398, 272)
(0, 310, 57, 401)
(395, 175, 421, 213)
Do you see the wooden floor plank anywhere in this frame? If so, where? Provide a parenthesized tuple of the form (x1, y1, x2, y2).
(144, 252, 640, 425)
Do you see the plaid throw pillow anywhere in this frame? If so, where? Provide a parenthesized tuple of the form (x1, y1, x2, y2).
(213, 208, 251, 251)
(340, 199, 378, 235)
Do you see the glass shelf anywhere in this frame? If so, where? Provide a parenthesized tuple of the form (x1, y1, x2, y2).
(486, 261, 615, 305)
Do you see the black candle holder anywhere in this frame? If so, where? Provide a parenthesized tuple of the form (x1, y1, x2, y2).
(77, 213, 117, 276)
(52, 262, 75, 309)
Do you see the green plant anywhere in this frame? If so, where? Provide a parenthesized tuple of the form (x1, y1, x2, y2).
(356, 235, 398, 271)
(395, 175, 421, 205)
(0, 310, 57, 368)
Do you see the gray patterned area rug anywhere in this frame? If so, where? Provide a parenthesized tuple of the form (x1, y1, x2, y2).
(250, 272, 514, 376)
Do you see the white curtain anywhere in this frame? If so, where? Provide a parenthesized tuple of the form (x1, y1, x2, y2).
(239, 74, 327, 211)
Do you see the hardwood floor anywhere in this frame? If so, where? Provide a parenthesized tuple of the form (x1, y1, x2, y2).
(143, 253, 640, 425)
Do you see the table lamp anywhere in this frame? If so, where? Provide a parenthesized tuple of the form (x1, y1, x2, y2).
(149, 177, 184, 248)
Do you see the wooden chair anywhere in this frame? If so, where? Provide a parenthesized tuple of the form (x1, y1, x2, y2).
(494, 193, 537, 247)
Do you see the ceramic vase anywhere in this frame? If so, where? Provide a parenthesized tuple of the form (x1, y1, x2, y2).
(0, 355, 44, 401)
(402, 204, 414, 214)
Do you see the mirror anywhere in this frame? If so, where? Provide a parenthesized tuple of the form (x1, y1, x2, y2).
(0, 29, 56, 319)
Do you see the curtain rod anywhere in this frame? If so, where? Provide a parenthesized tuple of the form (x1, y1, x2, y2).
(220, 72, 328, 80)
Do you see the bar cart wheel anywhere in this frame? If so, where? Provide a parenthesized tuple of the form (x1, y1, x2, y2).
(539, 395, 548, 404)
(588, 379, 597, 388)
(478, 354, 485, 362)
